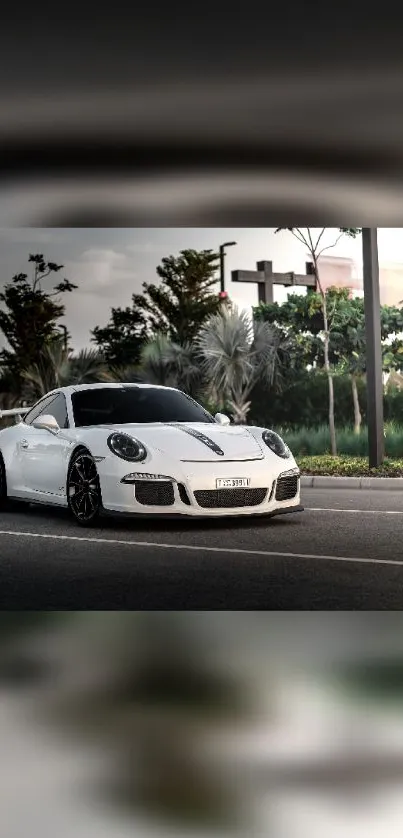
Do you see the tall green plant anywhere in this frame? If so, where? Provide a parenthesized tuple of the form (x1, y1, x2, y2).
(139, 333, 202, 398)
(20, 341, 106, 400)
(196, 307, 293, 424)
(274, 228, 361, 454)
(0, 253, 77, 396)
(92, 249, 222, 366)
(133, 249, 222, 345)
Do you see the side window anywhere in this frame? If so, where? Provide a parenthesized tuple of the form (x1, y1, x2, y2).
(23, 395, 58, 426)
(47, 394, 69, 429)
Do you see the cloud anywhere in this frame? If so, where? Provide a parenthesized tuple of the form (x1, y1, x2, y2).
(80, 248, 128, 263)
(125, 241, 160, 254)
(58, 247, 146, 349)
(0, 228, 69, 245)
(67, 248, 139, 297)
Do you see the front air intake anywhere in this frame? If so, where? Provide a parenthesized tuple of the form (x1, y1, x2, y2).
(194, 488, 267, 508)
(134, 480, 175, 506)
(275, 474, 299, 502)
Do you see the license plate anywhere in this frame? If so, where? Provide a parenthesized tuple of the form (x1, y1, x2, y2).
(216, 477, 250, 489)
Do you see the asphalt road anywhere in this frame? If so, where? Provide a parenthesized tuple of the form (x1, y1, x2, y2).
(0, 487, 403, 609)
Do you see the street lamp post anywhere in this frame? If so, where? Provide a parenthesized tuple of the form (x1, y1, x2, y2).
(219, 241, 237, 295)
(58, 324, 68, 352)
(362, 227, 384, 468)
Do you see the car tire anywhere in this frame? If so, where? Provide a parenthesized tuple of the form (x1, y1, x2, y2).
(67, 449, 103, 527)
(0, 455, 8, 509)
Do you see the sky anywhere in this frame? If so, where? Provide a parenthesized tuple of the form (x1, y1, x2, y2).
(1, 227, 403, 351)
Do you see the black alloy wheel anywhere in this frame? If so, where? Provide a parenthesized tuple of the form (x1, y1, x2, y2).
(67, 451, 102, 526)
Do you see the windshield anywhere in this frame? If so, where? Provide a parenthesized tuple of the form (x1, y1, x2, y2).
(71, 387, 215, 427)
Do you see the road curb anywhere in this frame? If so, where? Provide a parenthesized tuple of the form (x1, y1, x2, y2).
(301, 475, 403, 490)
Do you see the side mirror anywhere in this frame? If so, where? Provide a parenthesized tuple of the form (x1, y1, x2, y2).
(32, 414, 60, 434)
(215, 412, 230, 426)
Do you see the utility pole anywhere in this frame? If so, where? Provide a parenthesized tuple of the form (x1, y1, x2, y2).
(362, 228, 384, 467)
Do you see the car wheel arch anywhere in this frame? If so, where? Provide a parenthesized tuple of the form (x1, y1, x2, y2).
(67, 444, 98, 485)
(68, 444, 93, 465)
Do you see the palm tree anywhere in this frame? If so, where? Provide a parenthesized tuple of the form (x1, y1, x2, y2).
(139, 334, 173, 386)
(20, 339, 71, 399)
(139, 333, 202, 397)
(100, 364, 144, 384)
(67, 348, 107, 384)
(196, 308, 293, 424)
(20, 340, 108, 400)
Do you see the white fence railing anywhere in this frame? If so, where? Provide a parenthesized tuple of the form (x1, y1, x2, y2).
(0, 407, 30, 418)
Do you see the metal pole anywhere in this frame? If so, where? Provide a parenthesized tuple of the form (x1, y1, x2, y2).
(218, 242, 236, 295)
(362, 227, 384, 467)
(59, 324, 68, 352)
(219, 245, 225, 293)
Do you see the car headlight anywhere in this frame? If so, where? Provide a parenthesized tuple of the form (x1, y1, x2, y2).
(262, 429, 291, 459)
(107, 432, 147, 462)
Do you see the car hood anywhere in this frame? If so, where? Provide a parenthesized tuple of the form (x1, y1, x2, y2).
(98, 422, 265, 462)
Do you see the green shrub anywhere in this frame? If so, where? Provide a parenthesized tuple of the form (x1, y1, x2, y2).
(297, 455, 403, 477)
(250, 373, 403, 431)
(282, 423, 403, 458)
(249, 371, 368, 429)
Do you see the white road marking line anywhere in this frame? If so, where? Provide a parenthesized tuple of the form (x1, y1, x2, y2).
(0, 528, 402, 567)
(306, 507, 403, 515)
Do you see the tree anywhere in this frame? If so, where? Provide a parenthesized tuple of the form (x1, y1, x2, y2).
(275, 228, 361, 454)
(326, 294, 403, 432)
(0, 254, 77, 395)
(133, 249, 222, 345)
(195, 307, 294, 424)
(91, 303, 149, 367)
(91, 249, 222, 366)
(256, 288, 403, 434)
(328, 292, 366, 433)
(380, 304, 403, 377)
(257, 287, 366, 432)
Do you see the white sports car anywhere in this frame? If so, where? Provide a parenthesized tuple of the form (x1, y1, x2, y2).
(0, 383, 303, 526)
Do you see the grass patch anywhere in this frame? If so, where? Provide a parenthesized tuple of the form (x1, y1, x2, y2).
(297, 455, 403, 477)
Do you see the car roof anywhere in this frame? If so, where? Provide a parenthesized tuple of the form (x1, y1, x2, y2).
(43, 383, 180, 398)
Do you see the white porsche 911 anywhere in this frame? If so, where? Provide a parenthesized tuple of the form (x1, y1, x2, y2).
(0, 383, 303, 526)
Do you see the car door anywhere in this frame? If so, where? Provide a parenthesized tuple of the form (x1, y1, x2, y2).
(18, 393, 73, 497)
(6, 393, 59, 496)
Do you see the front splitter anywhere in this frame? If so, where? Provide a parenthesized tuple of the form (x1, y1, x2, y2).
(101, 504, 304, 521)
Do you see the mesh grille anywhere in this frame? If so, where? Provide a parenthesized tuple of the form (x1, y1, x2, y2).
(178, 483, 191, 505)
(275, 474, 299, 502)
(194, 488, 267, 509)
(135, 480, 175, 506)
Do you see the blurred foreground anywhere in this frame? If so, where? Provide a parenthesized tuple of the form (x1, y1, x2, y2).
(1, 613, 403, 836)
(2, 60, 403, 225)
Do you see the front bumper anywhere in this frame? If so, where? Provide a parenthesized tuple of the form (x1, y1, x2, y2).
(99, 457, 302, 518)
